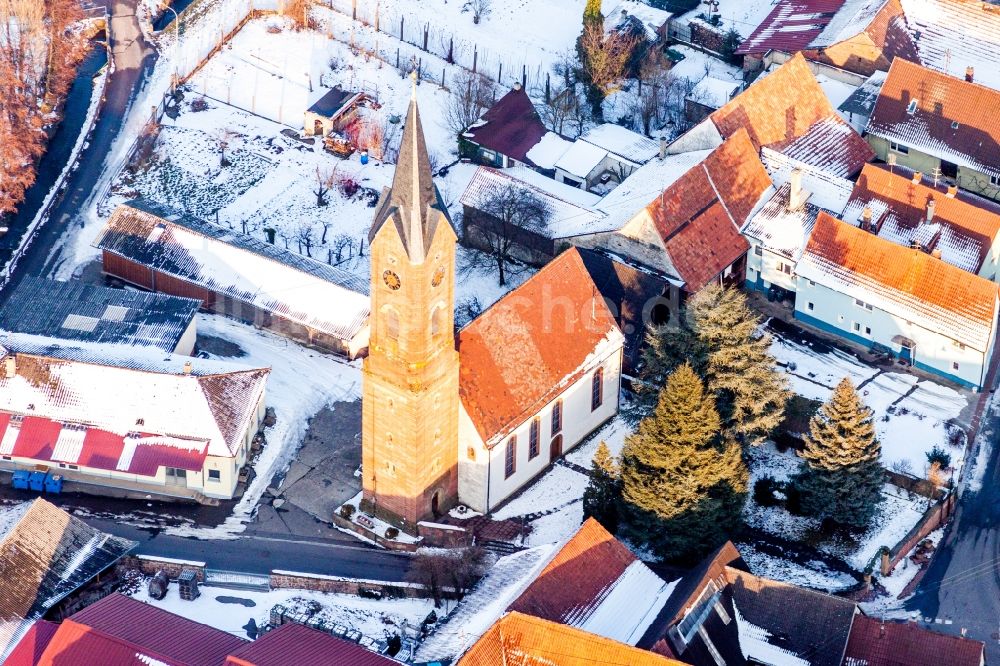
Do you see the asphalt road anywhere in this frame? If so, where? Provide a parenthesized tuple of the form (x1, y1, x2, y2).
(85, 516, 413, 581)
(907, 396, 1000, 659)
(1, 0, 157, 298)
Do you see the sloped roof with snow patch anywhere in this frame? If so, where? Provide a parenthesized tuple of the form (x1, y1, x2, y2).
(901, 0, 1000, 93)
(579, 123, 660, 164)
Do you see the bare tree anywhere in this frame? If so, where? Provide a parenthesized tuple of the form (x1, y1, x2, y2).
(406, 547, 492, 608)
(465, 182, 552, 286)
(462, 0, 492, 24)
(280, 0, 309, 30)
(579, 23, 640, 95)
(295, 222, 314, 257)
(406, 551, 453, 608)
(332, 233, 353, 262)
(314, 165, 338, 207)
(536, 83, 581, 135)
(215, 127, 237, 167)
(444, 69, 496, 135)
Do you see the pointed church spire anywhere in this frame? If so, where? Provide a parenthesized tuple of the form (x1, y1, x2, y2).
(368, 70, 443, 264)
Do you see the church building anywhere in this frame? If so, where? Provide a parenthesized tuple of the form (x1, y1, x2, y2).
(362, 81, 624, 533)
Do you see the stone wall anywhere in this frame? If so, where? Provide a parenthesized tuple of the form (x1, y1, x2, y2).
(881, 492, 956, 576)
(269, 570, 458, 600)
(121, 554, 207, 581)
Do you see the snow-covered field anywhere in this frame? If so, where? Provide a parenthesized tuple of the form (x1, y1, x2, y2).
(770, 328, 971, 479)
(129, 584, 434, 642)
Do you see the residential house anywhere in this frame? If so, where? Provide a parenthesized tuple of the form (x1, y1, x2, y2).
(900, 0, 1000, 92)
(225, 622, 401, 666)
(0, 337, 269, 500)
(842, 163, 1000, 281)
(554, 123, 659, 191)
(303, 86, 367, 137)
(684, 75, 740, 124)
(459, 165, 603, 265)
(0, 276, 200, 355)
(865, 58, 1000, 202)
(736, 0, 917, 77)
(577, 247, 676, 373)
(842, 614, 986, 666)
(458, 612, 685, 666)
(838, 69, 888, 133)
(457, 248, 625, 513)
(574, 129, 774, 298)
(461, 84, 549, 168)
(0, 500, 136, 662)
(795, 212, 999, 388)
(743, 159, 855, 299)
(670, 53, 874, 179)
(604, 1, 671, 44)
(94, 199, 371, 359)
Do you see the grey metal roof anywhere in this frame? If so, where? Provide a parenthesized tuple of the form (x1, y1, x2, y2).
(0, 277, 200, 353)
(838, 70, 887, 118)
(307, 86, 358, 116)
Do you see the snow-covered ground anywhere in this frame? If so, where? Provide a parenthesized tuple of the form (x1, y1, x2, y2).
(129, 584, 434, 643)
(674, 0, 776, 39)
(169, 315, 361, 538)
(770, 328, 971, 479)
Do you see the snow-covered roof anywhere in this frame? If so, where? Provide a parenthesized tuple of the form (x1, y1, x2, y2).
(459, 166, 605, 239)
(866, 58, 1000, 179)
(593, 150, 712, 234)
(524, 131, 574, 170)
(901, 0, 1000, 93)
(798, 213, 998, 350)
(686, 76, 740, 110)
(760, 148, 855, 213)
(734, 603, 810, 666)
(775, 115, 872, 179)
(554, 139, 610, 179)
(0, 277, 199, 353)
(737, 0, 888, 55)
(603, 1, 670, 41)
(579, 123, 660, 165)
(742, 183, 830, 260)
(0, 336, 269, 459)
(94, 200, 370, 344)
(0, 500, 135, 663)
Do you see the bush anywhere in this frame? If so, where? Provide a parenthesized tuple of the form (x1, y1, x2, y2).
(339, 504, 356, 519)
(753, 475, 783, 507)
(191, 97, 209, 112)
(384, 527, 399, 540)
(784, 482, 803, 515)
(339, 176, 360, 198)
(926, 446, 952, 469)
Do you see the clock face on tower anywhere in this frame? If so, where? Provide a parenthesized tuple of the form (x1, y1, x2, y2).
(431, 266, 445, 287)
(383, 270, 401, 290)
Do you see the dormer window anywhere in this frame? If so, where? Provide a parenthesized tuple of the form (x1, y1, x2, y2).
(951, 120, 960, 129)
(906, 99, 918, 114)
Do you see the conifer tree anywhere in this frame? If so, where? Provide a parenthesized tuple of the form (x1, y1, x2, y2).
(583, 441, 620, 533)
(619, 364, 747, 562)
(688, 284, 790, 447)
(793, 378, 884, 529)
(625, 317, 705, 424)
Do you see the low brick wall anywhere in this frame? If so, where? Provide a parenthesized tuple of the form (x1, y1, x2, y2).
(418, 521, 472, 548)
(330, 513, 420, 552)
(881, 492, 956, 576)
(121, 554, 207, 582)
(270, 570, 457, 600)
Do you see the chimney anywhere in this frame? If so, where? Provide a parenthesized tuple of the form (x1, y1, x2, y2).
(966, 66, 974, 83)
(912, 171, 922, 184)
(512, 81, 522, 91)
(788, 168, 810, 209)
(862, 206, 873, 230)
(3, 356, 14, 379)
(887, 153, 897, 167)
(659, 136, 667, 160)
(946, 185, 958, 198)
(183, 361, 193, 375)
(931, 247, 943, 259)
(926, 199, 936, 223)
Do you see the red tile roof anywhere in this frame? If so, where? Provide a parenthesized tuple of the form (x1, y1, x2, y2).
(644, 129, 771, 291)
(4, 620, 58, 666)
(458, 248, 622, 444)
(457, 612, 686, 666)
(737, 0, 856, 55)
(867, 57, 1000, 179)
(509, 518, 637, 622)
(799, 212, 999, 348)
(463, 86, 548, 165)
(64, 593, 247, 666)
(710, 54, 873, 176)
(842, 615, 985, 666)
(225, 623, 399, 666)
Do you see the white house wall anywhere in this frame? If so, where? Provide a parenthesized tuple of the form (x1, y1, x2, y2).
(458, 346, 624, 513)
(571, 212, 678, 279)
(745, 242, 798, 293)
(174, 318, 198, 356)
(794, 277, 996, 388)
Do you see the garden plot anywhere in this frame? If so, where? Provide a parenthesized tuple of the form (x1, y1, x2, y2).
(769, 325, 971, 478)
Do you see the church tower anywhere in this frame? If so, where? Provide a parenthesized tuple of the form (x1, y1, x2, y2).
(361, 77, 460, 532)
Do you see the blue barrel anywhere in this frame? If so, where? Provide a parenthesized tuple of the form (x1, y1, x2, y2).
(44, 474, 63, 494)
(11, 470, 30, 490)
(360, 150, 369, 165)
(28, 471, 47, 492)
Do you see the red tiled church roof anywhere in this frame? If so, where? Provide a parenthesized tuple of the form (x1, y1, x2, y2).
(842, 615, 985, 666)
(645, 129, 772, 291)
(463, 86, 548, 165)
(458, 248, 622, 444)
